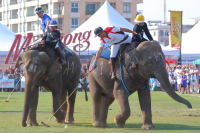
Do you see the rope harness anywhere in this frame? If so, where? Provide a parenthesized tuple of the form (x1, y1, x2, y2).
(118, 44, 149, 96)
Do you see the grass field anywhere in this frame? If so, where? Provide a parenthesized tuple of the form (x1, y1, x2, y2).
(0, 91, 200, 133)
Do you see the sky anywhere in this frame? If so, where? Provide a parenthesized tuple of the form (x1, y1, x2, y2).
(137, 0, 200, 22)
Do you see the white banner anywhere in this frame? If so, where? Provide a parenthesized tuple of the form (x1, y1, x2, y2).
(0, 79, 15, 88)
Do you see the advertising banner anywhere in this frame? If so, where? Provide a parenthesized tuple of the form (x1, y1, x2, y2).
(0, 79, 15, 88)
(170, 11, 182, 49)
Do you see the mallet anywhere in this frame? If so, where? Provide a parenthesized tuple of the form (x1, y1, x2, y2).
(41, 68, 94, 127)
(4, 75, 23, 102)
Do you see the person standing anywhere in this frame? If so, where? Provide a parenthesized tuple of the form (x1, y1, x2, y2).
(181, 71, 187, 94)
(193, 66, 199, 93)
(189, 66, 196, 93)
(175, 65, 182, 93)
(171, 76, 176, 91)
(0, 68, 3, 79)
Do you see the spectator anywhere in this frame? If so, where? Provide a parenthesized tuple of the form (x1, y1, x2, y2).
(0, 68, 3, 79)
(171, 76, 176, 91)
(194, 65, 199, 93)
(189, 66, 198, 93)
(14, 67, 21, 76)
(181, 71, 187, 94)
(186, 74, 191, 93)
(198, 70, 200, 93)
(5, 65, 14, 74)
(14, 74, 20, 92)
(175, 65, 182, 93)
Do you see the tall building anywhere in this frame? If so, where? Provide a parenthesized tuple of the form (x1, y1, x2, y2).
(0, 0, 143, 42)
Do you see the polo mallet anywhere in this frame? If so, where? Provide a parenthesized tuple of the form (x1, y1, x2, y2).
(41, 68, 94, 127)
(4, 75, 24, 102)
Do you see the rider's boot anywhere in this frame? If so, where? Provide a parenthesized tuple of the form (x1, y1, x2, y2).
(55, 47, 66, 65)
(110, 58, 116, 80)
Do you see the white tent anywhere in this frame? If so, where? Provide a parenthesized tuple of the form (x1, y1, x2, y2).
(161, 45, 179, 56)
(181, 21, 200, 60)
(67, 1, 134, 55)
(0, 23, 15, 52)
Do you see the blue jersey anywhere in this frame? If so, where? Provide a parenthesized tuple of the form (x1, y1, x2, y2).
(41, 14, 51, 35)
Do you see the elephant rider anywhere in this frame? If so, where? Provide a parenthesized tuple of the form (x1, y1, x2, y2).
(132, 14, 153, 47)
(32, 7, 51, 45)
(92, 26, 137, 80)
(40, 20, 66, 65)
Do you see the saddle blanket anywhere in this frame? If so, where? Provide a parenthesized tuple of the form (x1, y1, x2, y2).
(92, 48, 110, 60)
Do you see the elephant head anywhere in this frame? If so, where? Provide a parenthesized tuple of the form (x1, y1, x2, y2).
(128, 41, 192, 108)
(16, 50, 62, 127)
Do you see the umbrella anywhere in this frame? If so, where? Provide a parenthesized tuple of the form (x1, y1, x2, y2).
(193, 59, 200, 65)
(164, 58, 177, 64)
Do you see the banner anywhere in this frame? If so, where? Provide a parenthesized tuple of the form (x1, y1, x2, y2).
(0, 79, 15, 88)
(170, 11, 182, 49)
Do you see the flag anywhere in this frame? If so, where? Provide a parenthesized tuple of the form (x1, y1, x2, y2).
(3, 76, 9, 82)
(170, 11, 182, 49)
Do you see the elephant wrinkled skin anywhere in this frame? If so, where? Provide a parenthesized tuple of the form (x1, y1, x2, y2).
(16, 50, 81, 127)
(88, 41, 192, 129)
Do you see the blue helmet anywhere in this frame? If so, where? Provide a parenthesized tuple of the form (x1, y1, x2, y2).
(35, 7, 44, 14)
(49, 20, 58, 26)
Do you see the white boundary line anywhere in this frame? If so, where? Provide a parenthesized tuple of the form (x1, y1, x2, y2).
(180, 93, 200, 97)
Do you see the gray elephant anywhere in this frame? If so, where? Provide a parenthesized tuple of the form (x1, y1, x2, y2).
(16, 49, 81, 127)
(88, 41, 192, 129)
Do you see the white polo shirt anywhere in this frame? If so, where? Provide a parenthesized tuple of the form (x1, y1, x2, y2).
(99, 26, 129, 47)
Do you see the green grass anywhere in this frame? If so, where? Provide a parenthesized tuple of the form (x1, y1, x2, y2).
(0, 91, 200, 133)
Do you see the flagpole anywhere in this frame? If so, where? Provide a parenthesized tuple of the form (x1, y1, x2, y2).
(179, 11, 183, 65)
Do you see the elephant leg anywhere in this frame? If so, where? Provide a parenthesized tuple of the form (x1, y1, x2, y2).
(100, 96, 114, 128)
(89, 76, 102, 127)
(138, 85, 156, 130)
(27, 86, 39, 126)
(61, 89, 67, 116)
(65, 85, 76, 124)
(51, 79, 66, 123)
(113, 83, 130, 128)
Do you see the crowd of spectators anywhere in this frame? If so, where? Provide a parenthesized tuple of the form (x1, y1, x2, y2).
(150, 64, 200, 94)
(78, 68, 89, 91)
(0, 65, 23, 92)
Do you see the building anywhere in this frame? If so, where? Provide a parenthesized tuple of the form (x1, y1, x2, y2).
(148, 20, 170, 46)
(0, 0, 143, 43)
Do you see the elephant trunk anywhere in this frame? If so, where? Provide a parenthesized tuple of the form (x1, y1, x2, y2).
(154, 70, 192, 108)
(22, 79, 34, 127)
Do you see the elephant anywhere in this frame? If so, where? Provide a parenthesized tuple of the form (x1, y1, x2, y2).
(88, 41, 192, 129)
(16, 49, 81, 127)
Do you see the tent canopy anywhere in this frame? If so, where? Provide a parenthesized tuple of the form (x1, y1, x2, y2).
(181, 21, 200, 60)
(161, 45, 179, 56)
(67, 1, 134, 55)
(0, 23, 15, 51)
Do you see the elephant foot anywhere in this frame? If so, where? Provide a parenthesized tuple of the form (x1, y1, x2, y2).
(92, 121, 101, 127)
(100, 122, 108, 128)
(141, 124, 156, 130)
(27, 121, 39, 126)
(65, 118, 74, 124)
(22, 122, 27, 127)
(114, 115, 125, 128)
(54, 111, 66, 124)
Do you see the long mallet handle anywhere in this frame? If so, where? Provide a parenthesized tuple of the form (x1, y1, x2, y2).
(4, 75, 24, 102)
(41, 68, 95, 127)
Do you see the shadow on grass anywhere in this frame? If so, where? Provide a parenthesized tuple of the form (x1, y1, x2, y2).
(0, 111, 52, 113)
(72, 123, 200, 130)
(107, 123, 200, 130)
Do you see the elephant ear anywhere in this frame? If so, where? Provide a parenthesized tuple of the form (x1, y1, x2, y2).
(45, 60, 62, 79)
